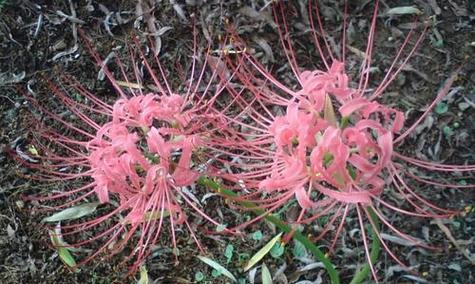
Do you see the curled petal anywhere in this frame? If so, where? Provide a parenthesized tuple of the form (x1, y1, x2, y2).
(295, 186, 316, 209)
(317, 184, 371, 204)
(94, 184, 110, 203)
(339, 97, 370, 117)
(377, 131, 393, 167)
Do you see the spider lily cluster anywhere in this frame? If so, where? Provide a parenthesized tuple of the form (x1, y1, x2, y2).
(19, 0, 473, 281)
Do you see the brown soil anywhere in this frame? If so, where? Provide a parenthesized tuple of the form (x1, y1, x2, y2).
(0, 1, 474, 284)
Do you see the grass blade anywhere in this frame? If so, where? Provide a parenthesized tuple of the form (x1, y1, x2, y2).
(244, 233, 282, 271)
(198, 177, 340, 284)
(350, 207, 381, 284)
(137, 265, 149, 284)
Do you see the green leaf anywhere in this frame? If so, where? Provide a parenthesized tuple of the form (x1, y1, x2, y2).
(42, 202, 100, 223)
(292, 240, 307, 258)
(340, 116, 350, 129)
(49, 224, 77, 271)
(252, 230, 263, 241)
(458, 102, 470, 111)
(27, 145, 39, 156)
(386, 6, 422, 16)
(323, 152, 334, 167)
(443, 125, 454, 137)
(194, 271, 205, 282)
(270, 242, 285, 258)
(212, 269, 221, 277)
(435, 102, 448, 114)
(244, 233, 282, 271)
(350, 207, 381, 284)
(431, 38, 444, 48)
(137, 265, 149, 284)
(198, 177, 340, 284)
(224, 244, 234, 263)
(261, 263, 273, 284)
(238, 253, 250, 264)
(216, 224, 227, 232)
(196, 256, 237, 282)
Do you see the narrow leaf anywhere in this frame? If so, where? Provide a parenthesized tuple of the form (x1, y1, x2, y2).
(116, 80, 143, 89)
(244, 233, 282, 271)
(198, 177, 341, 284)
(350, 207, 381, 284)
(323, 94, 337, 127)
(386, 6, 422, 16)
(197, 256, 237, 282)
(261, 263, 273, 284)
(137, 265, 149, 284)
(42, 202, 100, 223)
(49, 224, 77, 270)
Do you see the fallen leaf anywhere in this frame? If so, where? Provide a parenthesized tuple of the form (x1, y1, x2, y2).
(386, 6, 422, 16)
(197, 256, 236, 282)
(245, 233, 282, 271)
(42, 202, 100, 223)
(261, 263, 273, 284)
(49, 223, 77, 271)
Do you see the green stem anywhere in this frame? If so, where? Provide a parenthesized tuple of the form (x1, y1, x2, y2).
(349, 207, 381, 284)
(198, 177, 341, 284)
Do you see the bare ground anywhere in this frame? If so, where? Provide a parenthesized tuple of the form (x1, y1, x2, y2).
(0, 1, 474, 283)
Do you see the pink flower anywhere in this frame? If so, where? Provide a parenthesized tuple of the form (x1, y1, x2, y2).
(310, 126, 351, 189)
(213, 1, 475, 282)
(268, 103, 320, 150)
(20, 33, 230, 273)
(299, 61, 352, 111)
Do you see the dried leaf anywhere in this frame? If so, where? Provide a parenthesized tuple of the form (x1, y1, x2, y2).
(207, 56, 231, 81)
(401, 274, 428, 283)
(298, 262, 325, 272)
(137, 265, 149, 284)
(6, 224, 15, 238)
(253, 36, 275, 62)
(42, 202, 100, 223)
(434, 219, 475, 265)
(381, 233, 423, 247)
(323, 95, 337, 127)
(386, 6, 422, 16)
(0, 71, 26, 86)
(116, 81, 143, 89)
(385, 265, 409, 279)
(448, 263, 461, 272)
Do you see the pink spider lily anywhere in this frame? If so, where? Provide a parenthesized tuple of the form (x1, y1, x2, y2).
(17, 31, 232, 272)
(211, 1, 474, 281)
